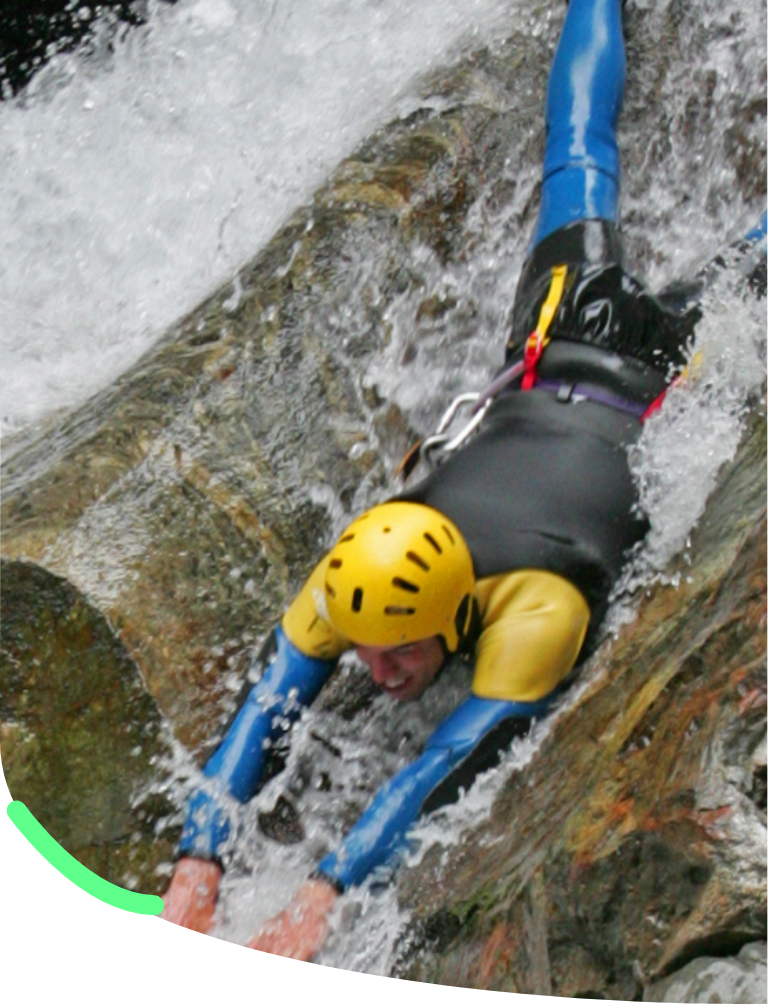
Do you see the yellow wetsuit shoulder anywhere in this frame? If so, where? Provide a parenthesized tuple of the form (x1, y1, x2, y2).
(472, 570, 590, 702)
(282, 556, 590, 701)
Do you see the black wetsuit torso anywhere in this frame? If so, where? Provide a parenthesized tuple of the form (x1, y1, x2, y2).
(400, 220, 698, 648)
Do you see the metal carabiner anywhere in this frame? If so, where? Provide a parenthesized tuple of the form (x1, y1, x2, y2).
(395, 377, 505, 482)
(421, 392, 491, 467)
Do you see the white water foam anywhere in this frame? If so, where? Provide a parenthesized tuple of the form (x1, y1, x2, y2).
(0, 0, 522, 438)
(5, 0, 764, 979)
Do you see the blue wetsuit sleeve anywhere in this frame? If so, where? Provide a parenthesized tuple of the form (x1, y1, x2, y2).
(178, 625, 336, 862)
(744, 211, 768, 295)
(743, 209, 767, 246)
(314, 691, 558, 891)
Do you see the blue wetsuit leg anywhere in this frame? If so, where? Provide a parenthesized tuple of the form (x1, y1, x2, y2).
(533, 0, 626, 246)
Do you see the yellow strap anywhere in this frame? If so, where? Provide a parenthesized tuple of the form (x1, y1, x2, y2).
(535, 264, 568, 344)
(521, 264, 568, 389)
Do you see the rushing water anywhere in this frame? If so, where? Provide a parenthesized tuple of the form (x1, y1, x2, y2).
(2, 0, 765, 981)
(0, 0, 522, 438)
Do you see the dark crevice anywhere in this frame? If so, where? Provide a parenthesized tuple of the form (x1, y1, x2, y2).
(656, 930, 768, 979)
(0, 1, 177, 99)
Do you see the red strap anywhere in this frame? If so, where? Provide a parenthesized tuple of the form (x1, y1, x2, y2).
(520, 265, 568, 392)
(640, 370, 688, 423)
(640, 390, 666, 423)
(521, 331, 547, 391)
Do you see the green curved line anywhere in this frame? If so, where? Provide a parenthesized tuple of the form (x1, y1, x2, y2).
(6, 800, 164, 915)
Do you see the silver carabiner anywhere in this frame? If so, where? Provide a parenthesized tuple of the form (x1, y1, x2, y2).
(421, 392, 491, 467)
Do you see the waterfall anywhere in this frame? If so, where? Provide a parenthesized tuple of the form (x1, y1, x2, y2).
(1, 0, 519, 436)
(2, 0, 765, 984)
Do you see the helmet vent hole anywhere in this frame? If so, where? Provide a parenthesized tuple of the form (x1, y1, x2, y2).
(385, 605, 416, 616)
(406, 551, 430, 571)
(326, 584, 336, 598)
(383, 527, 391, 533)
(329, 559, 342, 569)
(441, 524, 455, 545)
(352, 588, 364, 612)
(392, 577, 419, 594)
(423, 533, 442, 554)
(339, 533, 355, 543)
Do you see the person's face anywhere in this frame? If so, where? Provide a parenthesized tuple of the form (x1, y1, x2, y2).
(355, 636, 445, 702)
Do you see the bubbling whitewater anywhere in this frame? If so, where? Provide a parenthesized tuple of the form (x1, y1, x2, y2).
(3, 0, 765, 981)
(1, 0, 521, 437)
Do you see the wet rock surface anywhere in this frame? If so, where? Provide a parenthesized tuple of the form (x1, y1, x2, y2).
(644, 941, 767, 1004)
(393, 410, 767, 1000)
(1, 22, 552, 891)
(0, 1, 765, 993)
(0, 559, 177, 893)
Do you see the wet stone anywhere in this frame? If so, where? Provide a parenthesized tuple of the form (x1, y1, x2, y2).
(0, 0, 765, 962)
(643, 941, 768, 1004)
(0, 559, 177, 893)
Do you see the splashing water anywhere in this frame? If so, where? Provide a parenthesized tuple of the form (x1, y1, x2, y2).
(3, 0, 765, 979)
(0, 0, 520, 438)
(611, 264, 766, 620)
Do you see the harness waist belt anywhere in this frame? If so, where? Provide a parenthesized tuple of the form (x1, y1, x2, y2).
(534, 379, 647, 419)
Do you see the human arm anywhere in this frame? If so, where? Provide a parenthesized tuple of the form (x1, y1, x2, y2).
(243, 692, 549, 959)
(160, 857, 223, 932)
(312, 689, 558, 890)
(245, 878, 340, 960)
(176, 554, 347, 864)
(315, 570, 590, 886)
(175, 624, 338, 864)
(162, 626, 335, 931)
(245, 569, 590, 955)
(164, 557, 347, 928)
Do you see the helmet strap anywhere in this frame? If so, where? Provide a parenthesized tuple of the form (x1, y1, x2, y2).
(456, 596, 482, 654)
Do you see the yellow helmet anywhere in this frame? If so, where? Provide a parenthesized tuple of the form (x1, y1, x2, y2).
(324, 502, 475, 652)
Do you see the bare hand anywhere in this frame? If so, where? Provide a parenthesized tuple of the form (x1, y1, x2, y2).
(246, 879, 340, 961)
(161, 857, 222, 933)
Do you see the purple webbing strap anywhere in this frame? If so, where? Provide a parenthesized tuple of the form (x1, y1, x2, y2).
(535, 380, 647, 418)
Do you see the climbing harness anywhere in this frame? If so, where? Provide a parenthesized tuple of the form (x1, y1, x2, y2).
(394, 262, 688, 483)
(639, 351, 701, 421)
(395, 266, 569, 480)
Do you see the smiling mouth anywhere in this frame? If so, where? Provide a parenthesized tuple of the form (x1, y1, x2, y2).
(381, 673, 410, 692)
